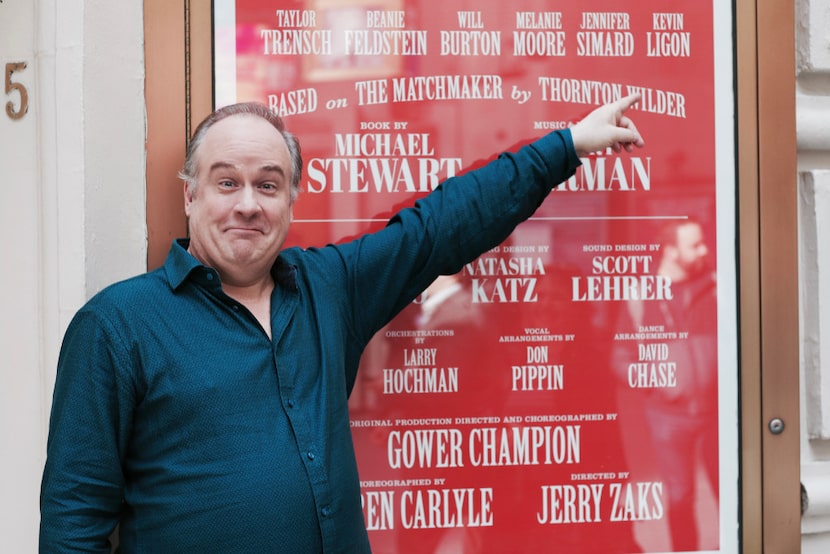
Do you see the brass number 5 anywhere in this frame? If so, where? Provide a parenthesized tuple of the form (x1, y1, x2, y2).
(5, 62, 29, 120)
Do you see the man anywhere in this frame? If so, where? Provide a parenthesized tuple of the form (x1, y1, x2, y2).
(614, 218, 718, 551)
(40, 96, 643, 552)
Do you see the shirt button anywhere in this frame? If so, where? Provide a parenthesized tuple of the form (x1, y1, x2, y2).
(205, 272, 214, 281)
(287, 399, 295, 408)
(321, 507, 332, 518)
(232, 305, 240, 311)
(307, 451, 315, 461)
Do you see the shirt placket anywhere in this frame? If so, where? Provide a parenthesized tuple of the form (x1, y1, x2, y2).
(270, 285, 338, 551)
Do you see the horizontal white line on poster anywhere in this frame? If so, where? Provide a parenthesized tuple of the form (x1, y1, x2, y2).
(529, 215, 689, 221)
(294, 215, 690, 223)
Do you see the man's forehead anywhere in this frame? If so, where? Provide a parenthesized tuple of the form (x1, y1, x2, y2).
(198, 115, 289, 163)
(205, 113, 283, 141)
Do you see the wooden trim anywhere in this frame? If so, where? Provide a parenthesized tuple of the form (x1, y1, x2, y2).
(736, 0, 763, 549)
(144, 0, 188, 269)
(188, 1, 215, 141)
(737, 0, 801, 551)
(757, 0, 801, 551)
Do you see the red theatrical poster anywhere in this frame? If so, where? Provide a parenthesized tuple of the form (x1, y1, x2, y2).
(213, 1, 739, 552)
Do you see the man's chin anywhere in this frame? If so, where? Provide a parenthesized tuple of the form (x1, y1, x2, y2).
(229, 243, 280, 266)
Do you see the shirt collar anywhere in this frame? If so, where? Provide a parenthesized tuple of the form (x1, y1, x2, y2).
(163, 238, 299, 292)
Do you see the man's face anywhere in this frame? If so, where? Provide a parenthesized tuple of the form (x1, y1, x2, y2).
(672, 222, 708, 279)
(184, 114, 294, 285)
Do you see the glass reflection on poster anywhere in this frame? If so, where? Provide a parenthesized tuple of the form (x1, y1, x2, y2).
(213, 1, 739, 551)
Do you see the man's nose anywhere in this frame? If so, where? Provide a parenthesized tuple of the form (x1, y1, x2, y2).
(235, 185, 261, 214)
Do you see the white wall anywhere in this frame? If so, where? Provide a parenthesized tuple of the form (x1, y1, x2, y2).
(0, 0, 146, 551)
(798, 0, 830, 552)
(0, 2, 45, 549)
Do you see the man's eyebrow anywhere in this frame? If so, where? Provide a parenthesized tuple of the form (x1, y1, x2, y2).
(207, 161, 238, 173)
(259, 164, 287, 177)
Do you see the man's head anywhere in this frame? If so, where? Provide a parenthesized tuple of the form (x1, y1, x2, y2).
(180, 103, 303, 286)
(657, 219, 709, 281)
(181, 102, 302, 201)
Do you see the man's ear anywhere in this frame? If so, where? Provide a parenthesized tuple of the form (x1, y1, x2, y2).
(183, 182, 193, 217)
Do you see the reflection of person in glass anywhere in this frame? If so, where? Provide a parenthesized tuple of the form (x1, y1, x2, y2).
(414, 273, 479, 330)
(615, 218, 718, 551)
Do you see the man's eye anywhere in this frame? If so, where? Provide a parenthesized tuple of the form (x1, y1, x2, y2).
(260, 182, 277, 191)
(219, 180, 235, 188)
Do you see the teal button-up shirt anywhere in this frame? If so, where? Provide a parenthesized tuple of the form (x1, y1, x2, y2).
(40, 130, 580, 553)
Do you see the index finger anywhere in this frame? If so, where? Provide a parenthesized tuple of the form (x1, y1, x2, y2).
(615, 93, 642, 114)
